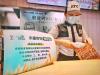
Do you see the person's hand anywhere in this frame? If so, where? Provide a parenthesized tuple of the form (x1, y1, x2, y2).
(85, 38, 92, 45)
(72, 42, 85, 48)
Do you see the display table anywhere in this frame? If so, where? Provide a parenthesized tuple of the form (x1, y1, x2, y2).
(19, 60, 100, 75)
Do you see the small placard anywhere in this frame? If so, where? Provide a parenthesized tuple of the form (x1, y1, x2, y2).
(3, 30, 57, 75)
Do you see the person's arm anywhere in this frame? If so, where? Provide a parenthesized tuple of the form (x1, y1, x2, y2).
(55, 39, 86, 49)
(55, 39, 74, 49)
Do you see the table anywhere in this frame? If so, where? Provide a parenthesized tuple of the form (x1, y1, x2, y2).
(19, 60, 100, 75)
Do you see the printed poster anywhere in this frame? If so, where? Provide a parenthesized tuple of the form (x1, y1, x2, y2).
(20, 9, 65, 32)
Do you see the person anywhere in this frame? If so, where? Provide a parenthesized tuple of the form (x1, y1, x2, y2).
(48, 0, 92, 61)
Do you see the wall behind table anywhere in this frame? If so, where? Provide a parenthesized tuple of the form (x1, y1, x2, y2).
(81, 10, 100, 54)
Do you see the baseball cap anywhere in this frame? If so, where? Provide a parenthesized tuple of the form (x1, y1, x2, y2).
(65, 1, 81, 16)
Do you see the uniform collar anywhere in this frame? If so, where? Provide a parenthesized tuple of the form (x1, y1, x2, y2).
(64, 21, 77, 26)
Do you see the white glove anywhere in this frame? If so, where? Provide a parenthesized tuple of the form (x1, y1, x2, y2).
(72, 42, 85, 48)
